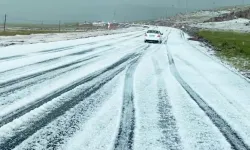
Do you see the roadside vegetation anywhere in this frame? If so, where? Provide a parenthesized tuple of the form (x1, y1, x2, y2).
(0, 22, 108, 36)
(198, 30, 250, 71)
(0, 30, 64, 36)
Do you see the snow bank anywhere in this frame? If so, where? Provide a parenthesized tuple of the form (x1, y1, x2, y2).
(191, 18, 250, 32)
(0, 27, 142, 48)
(191, 10, 230, 17)
(174, 10, 231, 24)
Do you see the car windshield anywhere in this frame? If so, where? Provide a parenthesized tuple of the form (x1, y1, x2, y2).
(147, 30, 160, 34)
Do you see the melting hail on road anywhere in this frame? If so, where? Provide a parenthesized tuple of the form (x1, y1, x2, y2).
(0, 27, 249, 150)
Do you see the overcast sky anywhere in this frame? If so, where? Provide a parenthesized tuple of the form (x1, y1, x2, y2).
(0, 0, 248, 23)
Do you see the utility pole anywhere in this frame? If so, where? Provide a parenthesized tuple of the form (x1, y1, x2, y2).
(3, 14, 7, 32)
(123, 15, 126, 23)
(186, 0, 188, 13)
(185, 0, 188, 22)
(212, 1, 215, 21)
(59, 20, 61, 32)
(41, 21, 43, 30)
(166, 9, 168, 19)
(172, 5, 175, 16)
(113, 10, 116, 22)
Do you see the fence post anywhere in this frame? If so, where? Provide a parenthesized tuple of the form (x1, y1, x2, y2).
(3, 14, 7, 32)
(59, 20, 61, 32)
(41, 21, 43, 30)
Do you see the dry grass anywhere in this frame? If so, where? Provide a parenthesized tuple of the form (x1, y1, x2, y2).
(0, 30, 64, 36)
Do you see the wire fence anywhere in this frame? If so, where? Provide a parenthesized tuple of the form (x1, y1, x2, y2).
(0, 14, 110, 32)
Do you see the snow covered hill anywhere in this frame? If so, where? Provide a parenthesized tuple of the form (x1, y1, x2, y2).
(191, 18, 250, 32)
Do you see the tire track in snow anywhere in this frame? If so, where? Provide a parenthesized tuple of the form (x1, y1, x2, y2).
(0, 69, 123, 150)
(0, 44, 111, 75)
(163, 29, 171, 44)
(0, 55, 25, 61)
(0, 32, 141, 62)
(166, 48, 250, 150)
(174, 55, 250, 120)
(33, 33, 141, 55)
(36, 32, 141, 54)
(0, 43, 127, 88)
(0, 55, 99, 89)
(179, 30, 250, 83)
(0, 55, 99, 95)
(14, 70, 123, 150)
(114, 45, 149, 150)
(0, 53, 141, 150)
(0, 50, 143, 128)
(152, 57, 182, 150)
(0, 57, 99, 108)
(0, 45, 127, 107)
(114, 61, 137, 150)
(0, 33, 142, 75)
(0, 43, 144, 98)
(0, 43, 88, 63)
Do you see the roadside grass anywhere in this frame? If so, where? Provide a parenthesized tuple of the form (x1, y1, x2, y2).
(0, 22, 109, 36)
(0, 23, 78, 29)
(198, 30, 250, 71)
(2, 23, 59, 29)
(0, 30, 66, 36)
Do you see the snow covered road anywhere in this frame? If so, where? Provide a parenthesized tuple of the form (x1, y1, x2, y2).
(0, 27, 250, 150)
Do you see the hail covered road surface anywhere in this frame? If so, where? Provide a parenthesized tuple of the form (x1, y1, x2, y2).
(0, 28, 249, 150)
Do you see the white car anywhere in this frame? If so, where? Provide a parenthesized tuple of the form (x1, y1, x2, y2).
(144, 30, 163, 43)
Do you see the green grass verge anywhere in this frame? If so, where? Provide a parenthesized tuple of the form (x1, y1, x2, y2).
(0, 30, 64, 36)
(198, 30, 250, 71)
(0, 23, 78, 29)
